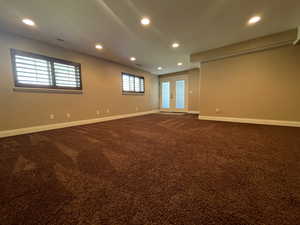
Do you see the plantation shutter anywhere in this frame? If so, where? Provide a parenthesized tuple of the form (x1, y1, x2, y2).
(11, 49, 82, 90)
(54, 62, 81, 88)
(14, 54, 52, 86)
(122, 73, 144, 93)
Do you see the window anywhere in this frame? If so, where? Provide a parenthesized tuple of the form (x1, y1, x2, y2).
(122, 73, 144, 93)
(11, 49, 82, 90)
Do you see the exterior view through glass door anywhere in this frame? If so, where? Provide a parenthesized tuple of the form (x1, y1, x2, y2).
(160, 75, 188, 112)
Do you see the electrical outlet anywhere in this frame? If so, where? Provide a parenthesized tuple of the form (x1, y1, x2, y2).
(106, 109, 110, 113)
(66, 113, 71, 118)
(50, 114, 55, 120)
(215, 108, 221, 113)
(96, 110, 100, 116)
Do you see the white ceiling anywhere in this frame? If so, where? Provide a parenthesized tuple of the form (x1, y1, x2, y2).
(0, 0, 299, 75)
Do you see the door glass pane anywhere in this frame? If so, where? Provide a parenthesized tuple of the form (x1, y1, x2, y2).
(176, 80, 185, 109)
(162, 81, 170, 109)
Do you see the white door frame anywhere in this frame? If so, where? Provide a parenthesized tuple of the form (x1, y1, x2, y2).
(160, 75, 189, 112)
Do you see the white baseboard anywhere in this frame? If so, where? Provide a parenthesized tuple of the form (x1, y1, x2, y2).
(198, 115, 300, 127)
(188, 111, 200, 114)
(0, 110, 160, 138)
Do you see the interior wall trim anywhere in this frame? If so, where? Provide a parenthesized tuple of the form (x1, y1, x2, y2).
(191, 29, 297, 63)
(199, 116, 300, 127)
(201, 40, 293, 64)
(0, 110, 160, 138)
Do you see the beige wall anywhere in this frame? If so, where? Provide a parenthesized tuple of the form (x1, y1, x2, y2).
(159, 69, 200, 112)
(0, 31, 159, 131)
(199, 44, 300, 121)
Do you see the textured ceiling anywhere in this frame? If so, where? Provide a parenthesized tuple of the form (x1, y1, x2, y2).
(0, 0, 299, 75)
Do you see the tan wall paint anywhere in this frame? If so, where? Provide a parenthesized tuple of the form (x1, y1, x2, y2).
(159, 69, 200, 111)
(199, 44, 300, 121)
(0, 32, 159, 131)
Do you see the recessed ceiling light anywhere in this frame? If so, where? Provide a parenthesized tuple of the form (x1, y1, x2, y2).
(158, 67, 162, 70)
(22, 18, 35, 26)
(130, 57, 136, 61)
(172, 42, 180, 48)
(177, 62, 183, 66)
(95, 44, 103, 50)
(141, 17, 150, 26)
(248, 16, 261, 25)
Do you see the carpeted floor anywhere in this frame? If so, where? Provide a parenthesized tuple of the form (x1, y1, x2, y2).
(0, 114, 299, 225)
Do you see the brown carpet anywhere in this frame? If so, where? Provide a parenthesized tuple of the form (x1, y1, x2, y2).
(0, 114, 299, 225)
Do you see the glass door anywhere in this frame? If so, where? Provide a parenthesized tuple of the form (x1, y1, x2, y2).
(161, 81, 170, 110)
(160, 75, 188, 112)
(175, 80, 185, 110)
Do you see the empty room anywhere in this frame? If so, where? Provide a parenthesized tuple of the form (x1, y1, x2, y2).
(0, 0, 300, 224)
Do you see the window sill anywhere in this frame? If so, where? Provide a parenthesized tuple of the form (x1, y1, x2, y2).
(122, 92, 145, 96)
(13, 87, 83, 94)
